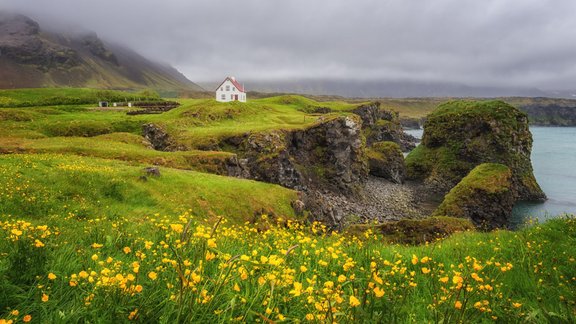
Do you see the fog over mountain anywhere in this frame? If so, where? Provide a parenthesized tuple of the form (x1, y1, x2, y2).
(2, 0, 576, 97)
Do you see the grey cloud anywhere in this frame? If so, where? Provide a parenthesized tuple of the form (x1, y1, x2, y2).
(2, 0, 576, 90)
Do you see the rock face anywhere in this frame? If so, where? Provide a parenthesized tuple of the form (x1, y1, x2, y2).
(367, 141, 406, 184)
(406, 100, 546, 202)
(352, 102, 417, 152)
(237, 115, 367, 196)
(142, 123, 180, 151)
(432, 163, 516, 230)
(0, 13, 79, 70)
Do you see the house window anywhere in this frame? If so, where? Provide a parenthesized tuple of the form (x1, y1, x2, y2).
(226, 85, 230, 91)
(221, 94, 226, 100)
(232, 87, 236, 91)
(220, 87, 223, 91)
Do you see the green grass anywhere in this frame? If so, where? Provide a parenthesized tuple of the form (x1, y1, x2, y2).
(0, 88, 160, 108)
(0, 204, 574, 322)
(0, 154, 299, 223)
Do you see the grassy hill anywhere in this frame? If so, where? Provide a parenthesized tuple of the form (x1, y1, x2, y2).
(0, 88, 575, 322)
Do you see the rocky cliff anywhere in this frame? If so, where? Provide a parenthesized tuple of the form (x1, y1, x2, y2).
(233, 115, 367, 196)
(405, 100, 546, 202)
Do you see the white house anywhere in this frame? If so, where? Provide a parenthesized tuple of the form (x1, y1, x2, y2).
(215, 76, 247, 102)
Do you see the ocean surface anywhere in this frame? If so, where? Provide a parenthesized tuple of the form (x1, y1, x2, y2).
(404, 127, 576, 225)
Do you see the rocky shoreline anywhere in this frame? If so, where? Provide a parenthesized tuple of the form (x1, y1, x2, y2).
(311, 176, 437, 225)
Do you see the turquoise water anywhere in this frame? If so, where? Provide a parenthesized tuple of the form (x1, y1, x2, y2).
(404, 127, 576, 224)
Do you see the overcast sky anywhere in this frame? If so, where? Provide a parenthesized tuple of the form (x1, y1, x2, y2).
(2, 0, 576, 90)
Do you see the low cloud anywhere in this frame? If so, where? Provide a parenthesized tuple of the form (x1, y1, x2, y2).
(2, 0, 576, 90)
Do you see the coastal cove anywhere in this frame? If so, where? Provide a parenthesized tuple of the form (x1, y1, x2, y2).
(405, 127, 576, 225)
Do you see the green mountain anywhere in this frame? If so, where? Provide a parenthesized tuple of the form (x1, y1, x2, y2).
(0, 12, 203, 93)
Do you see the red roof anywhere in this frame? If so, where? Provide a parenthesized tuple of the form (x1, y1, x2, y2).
(215, 76, 245, 92)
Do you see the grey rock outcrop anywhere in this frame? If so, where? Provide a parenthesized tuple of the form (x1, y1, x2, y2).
(234, 115, 367, 196)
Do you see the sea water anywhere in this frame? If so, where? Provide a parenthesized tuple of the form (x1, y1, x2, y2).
(404, 127, 576, 225)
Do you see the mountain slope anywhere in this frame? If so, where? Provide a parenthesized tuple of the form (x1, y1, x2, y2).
(0, 12, 203, 92)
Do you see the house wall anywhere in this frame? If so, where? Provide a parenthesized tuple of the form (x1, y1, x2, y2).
(216, 80, 247, 102)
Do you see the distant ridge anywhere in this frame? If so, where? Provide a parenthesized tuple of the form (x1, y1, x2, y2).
(0, 12, 204, 92)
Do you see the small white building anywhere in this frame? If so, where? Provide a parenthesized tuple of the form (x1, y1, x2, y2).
(215, 76, 246, 102)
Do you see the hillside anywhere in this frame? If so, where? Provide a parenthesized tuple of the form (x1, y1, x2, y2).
(0, 12, 203, 93)
(0, 88, 574, 322)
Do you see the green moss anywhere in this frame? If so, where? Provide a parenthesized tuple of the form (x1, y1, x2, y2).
(433, 163, 512, 218)
(367, 141, 403, 164)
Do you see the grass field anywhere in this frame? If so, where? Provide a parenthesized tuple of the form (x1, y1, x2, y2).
(0, 88, 575, 322)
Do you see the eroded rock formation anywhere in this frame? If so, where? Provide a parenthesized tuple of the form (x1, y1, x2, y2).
(406, 100, 546, 202)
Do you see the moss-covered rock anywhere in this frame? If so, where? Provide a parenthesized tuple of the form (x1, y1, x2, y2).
(352, 102, 417, 152)
(433, 163, 516, 230)
(367, 141, 406, 183)
(406, 100, 545, 202)
(348, 216, 474, 245)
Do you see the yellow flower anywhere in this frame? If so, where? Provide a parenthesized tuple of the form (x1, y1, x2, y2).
(349, 295, 361, 307)
(48, 272, 57, 280)
(123, 246, 132, 254)
(411, 254, 418, 265)
(439, 276, 449, 283)
(135, 285, 143, 293)
(41, 293, 49, 302)
(34, 239, 45, 247)
(373, 286, 385, 298)
(91, 254, 99, 261)
(421, 256, 430, 264)
(91, 243, 103, 249)
(128, 309, 138, 320)
(233, 283, 241, 292)
(170, 224, 183, 233)
(148, 271, 158, 280)
(10, 229, 22, 236)
(10, 310, 19, 316)
(305, 313, 315, 321)
(207, 238, 217, 248)
(455, 301, 462, 309)
(512, 302, 522, 308)
(23, 315, 32, 323)
(300, 265, 308, 272)
(452, 275, 463, 284)
(337, 275, 347, 283)
(205, 251, 216, 261)
(79, 271, 89, 279)
(421, 267, 430, 274)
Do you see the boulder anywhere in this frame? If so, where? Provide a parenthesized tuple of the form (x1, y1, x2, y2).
(406, 100, 546, 201)
(348, 216, 474, 245)
(432, 163, 516, 230)
(367, 141, 406, 184)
